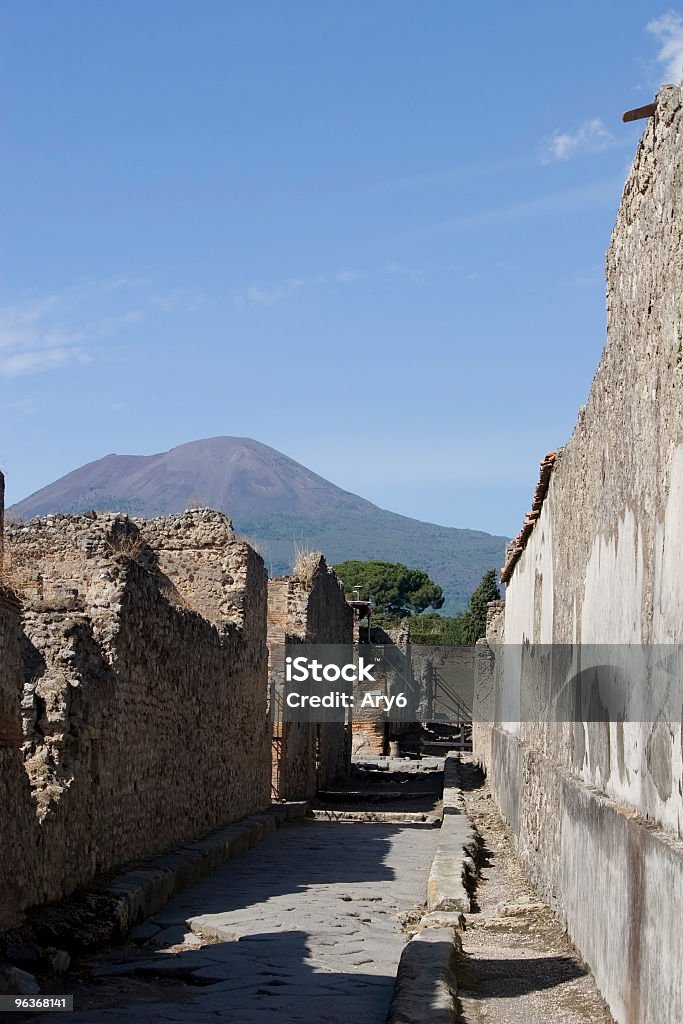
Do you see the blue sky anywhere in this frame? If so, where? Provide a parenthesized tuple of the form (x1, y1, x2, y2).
(1, 2, 681, 536)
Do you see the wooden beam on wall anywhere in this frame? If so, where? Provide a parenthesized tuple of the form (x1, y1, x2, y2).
(622, 101, 657, 123)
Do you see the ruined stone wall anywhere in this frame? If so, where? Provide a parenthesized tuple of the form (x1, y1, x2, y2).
(0, 472, 4, 564)
(351, 623, 412, 757)
(0, 509, 270, 930)
(138, 511, 263, 633)
(0, 585, 37, 930)
(267, 557, 353, 800)
(474, 86, 683, 1024)
(302, 561, 354, 788)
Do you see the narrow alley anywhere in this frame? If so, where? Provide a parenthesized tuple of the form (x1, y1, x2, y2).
(16, 760, 615, 1024)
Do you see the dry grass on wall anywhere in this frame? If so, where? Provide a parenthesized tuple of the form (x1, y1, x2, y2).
(292, 544, 322, 587)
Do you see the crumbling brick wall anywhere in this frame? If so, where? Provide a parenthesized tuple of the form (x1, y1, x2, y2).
(0, 507, 270, 930)
(267, 556, 353, 800)
(474, 86, 683, 1024)
(350, 623, 411, 757)
(350, 621, 444, 758)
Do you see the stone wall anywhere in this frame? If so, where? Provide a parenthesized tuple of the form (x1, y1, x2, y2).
(0, 471, 4, 563)
(267, 555, 353, 800)
(474, 86, 683, 1024)
(350, 622, 470, 757)
(0, 574, 35, 927)
(351, 623, 413, 757)
(0, 507, 270, 930)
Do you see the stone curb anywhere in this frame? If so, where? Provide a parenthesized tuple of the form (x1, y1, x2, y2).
(17, 802, 307, 954)
(385, 927, 460, 1024)
(107, 803, 308, 933)
(426, 753, 478, 914)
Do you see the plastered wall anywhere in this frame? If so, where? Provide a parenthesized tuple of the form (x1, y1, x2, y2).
(474, 86, 683, 1024)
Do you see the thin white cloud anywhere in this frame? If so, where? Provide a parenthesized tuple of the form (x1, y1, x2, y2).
(88, 310, 145, 336)
(0, 273, 211, 377)
(540, 119, 613, 163)
(357, 155, 534, 196)
(151, 287, 206, 313)
(5, 398, 36, 417)
(0, 288, 146, 378)
(0, 270, 212, 377)
(378, 262, 425, 286)
(337, 262, 425, 287)
(98, 273, 150, 292)
(233, 263, 425, 308)
(335, 269, 368, 283)
(233, 275, 323, 308)
(437, 177, 621, 233)
(0, 348, 93, 377)
(647, 11, 683, 83)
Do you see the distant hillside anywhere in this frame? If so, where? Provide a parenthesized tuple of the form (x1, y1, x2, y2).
(9, 437, 507, 614)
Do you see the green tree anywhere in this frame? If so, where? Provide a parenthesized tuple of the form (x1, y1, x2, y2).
(409, 612, 466, 645)
(332, 560, 444, 618)
(458, 568, 500, 644)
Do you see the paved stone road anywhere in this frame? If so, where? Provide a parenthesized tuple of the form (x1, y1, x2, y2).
(56, 820, 439, 1024)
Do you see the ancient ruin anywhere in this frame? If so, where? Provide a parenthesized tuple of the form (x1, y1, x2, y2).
(267, 554, 353, 800)
(0, 505, 270, 930)
(474, 84, 683, 1024)
(1, 81, 682, 1024)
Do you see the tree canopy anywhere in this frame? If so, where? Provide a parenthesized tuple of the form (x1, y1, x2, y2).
(408, 612, 465, 645)
(332, 559, 444, 618)
(455, 568, 501, 644)
(410, 568, 500, 645)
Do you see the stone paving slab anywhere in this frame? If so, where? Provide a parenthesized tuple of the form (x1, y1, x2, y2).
(12, 802, 308, 957)
(52, 820, 439, 1024)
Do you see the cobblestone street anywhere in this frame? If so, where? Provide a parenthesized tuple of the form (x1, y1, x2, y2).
(37, 819, 438, 1023)
(14, 762, 623, 1024)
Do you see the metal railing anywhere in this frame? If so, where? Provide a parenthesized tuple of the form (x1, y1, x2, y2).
(432, 668, 472, 724)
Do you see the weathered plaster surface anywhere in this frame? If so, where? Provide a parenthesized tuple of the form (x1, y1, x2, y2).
(475, 86, 683, 1024)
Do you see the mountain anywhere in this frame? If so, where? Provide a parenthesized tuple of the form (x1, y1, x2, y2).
(9, 437, 507, 614)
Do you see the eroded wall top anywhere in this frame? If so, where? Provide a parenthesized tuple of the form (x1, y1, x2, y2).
(505, 84, 683, 646)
